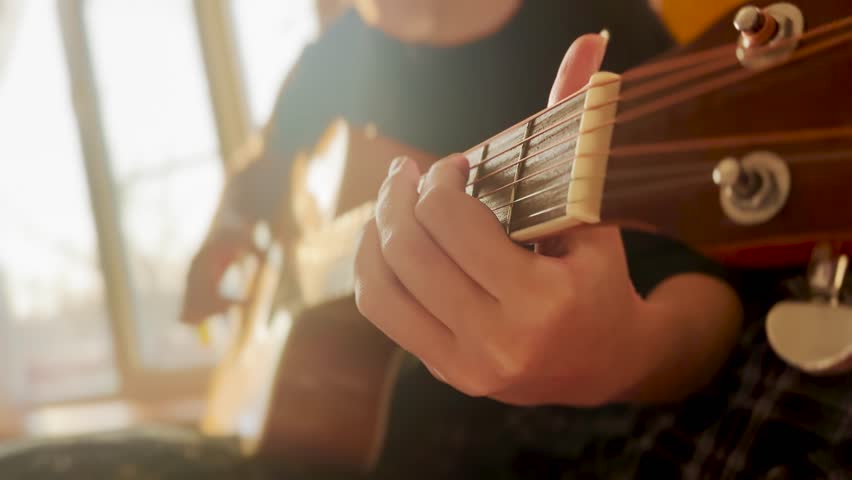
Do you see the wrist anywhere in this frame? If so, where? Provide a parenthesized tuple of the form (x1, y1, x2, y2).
(613, 298, 678, 404)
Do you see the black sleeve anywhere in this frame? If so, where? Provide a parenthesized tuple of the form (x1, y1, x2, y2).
(621, 229, 732, 298)
(231, 11, 364, 224)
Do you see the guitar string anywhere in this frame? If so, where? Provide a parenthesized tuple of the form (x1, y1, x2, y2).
(487, 161, 710, 212)
(620, 13, 852, 82)
(615, 30, 852, 124)
(476, 16, 852, 227)
(467, 30, 852, 189)
(476, 125, 852, 201)
(466, 85, 608, 172)
(505, 148, 852, 227)
(469, 49, 739, 181)
(468, 126, 584, 187)
(609, 126, 852, 158)
(515, 173, 712, 225)
(476, 128, 852, 216)
(618, 55, 737, 101)
(468, 35, 849, 177)
(620, 44, 735, 82)
(470, 50, 737, 187)
(470, 146, 852, 223)
(492, 11, 852, 161)
(465, 15, 852, 173)
(463, 80, 609, 161)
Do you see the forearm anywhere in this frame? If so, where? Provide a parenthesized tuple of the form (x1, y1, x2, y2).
(620, 273, 743, 404)
(217, 58, 312, 231)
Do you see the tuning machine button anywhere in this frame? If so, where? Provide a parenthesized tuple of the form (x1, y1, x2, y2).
(767, 244, 852, 375)
(713, 151, 790, 225)
(734, 5, 779, 48)
(734, 3, 804, 69)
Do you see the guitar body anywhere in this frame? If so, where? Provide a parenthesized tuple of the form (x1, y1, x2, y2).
(201, 0, 852, 473)
(202, 121, 437, 471)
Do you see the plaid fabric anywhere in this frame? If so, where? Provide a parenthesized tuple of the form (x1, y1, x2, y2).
(612, 314, 852, 479)
(604, 271, 852, 480)
(373, 272, 852, 480)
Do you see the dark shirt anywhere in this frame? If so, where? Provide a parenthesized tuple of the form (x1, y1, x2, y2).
(265, 0, 671, 159)
(240, 0, 675, 231)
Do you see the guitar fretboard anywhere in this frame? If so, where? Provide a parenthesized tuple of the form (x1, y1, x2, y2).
(463, 73, 621, 241)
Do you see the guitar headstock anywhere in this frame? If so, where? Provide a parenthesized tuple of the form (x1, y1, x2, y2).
(603, 0, 852, 267)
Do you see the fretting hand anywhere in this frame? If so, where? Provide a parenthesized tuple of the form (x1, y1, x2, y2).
(353, 34, 742, 406)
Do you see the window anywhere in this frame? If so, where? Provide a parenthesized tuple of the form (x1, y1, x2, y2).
(84, 0, 224, 370)
(230, 0, 318, 126)
(2, 0, 314, 416)
(0, 0, 117, 405)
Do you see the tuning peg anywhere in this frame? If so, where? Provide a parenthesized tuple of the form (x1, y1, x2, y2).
(713, 157, 742, 188)
(734, 6, 766, 35)
(733, 2, 803, 69)
(734, 5, 778, 48)
(712, 151, 789, 225)
(767, 245, 852, 375)
(767, 301, 852, 375)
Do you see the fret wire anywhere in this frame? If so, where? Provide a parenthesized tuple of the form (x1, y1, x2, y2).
(505, 119, 535, 233)
(479, 153, 577, 200)
(488, 173, 608, 213)
(477, 152, 609, 199)
(468, 127, 578, 187)
(467, 94, 599, 173)
(462, 78, 618, 162)
(468, 120, 615, 189)
(470, 143, 489, 198)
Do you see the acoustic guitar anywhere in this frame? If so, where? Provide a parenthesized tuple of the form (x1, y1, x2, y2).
(200, 0, 852, 473)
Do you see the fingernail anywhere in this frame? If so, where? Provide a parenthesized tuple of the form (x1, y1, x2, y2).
(599, 28, 610, 43)
(388, 156, 408, 174)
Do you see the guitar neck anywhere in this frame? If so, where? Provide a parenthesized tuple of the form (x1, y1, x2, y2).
(462, 72, 622, 242)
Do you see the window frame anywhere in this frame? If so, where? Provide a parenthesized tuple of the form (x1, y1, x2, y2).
(49, 0, 252, 408)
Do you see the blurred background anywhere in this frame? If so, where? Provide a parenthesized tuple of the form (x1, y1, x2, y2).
(0, 0, 317, 439)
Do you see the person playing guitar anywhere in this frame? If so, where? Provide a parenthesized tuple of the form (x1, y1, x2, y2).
(183, 0, 852, 478)
(186, 1, 743, 400)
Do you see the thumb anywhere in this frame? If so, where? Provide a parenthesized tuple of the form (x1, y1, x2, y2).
(548, 32, 609, 106)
